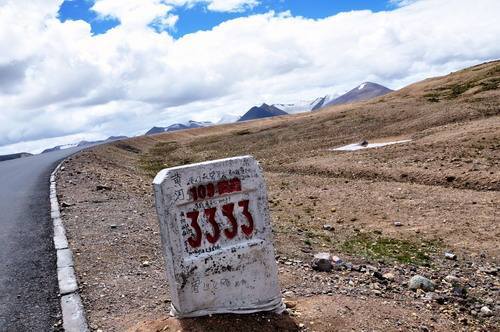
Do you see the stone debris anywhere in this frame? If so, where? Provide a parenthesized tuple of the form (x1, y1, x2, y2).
(480, 306, 493, 317)
(322, 224, 334, 231)
(331, 256, 343, 266)
(96, 184, 112, 191)
(61, 201, 74, 208)
(443, 275, 460, 285)
(478, 266, 498, 276)
(452, 285, 467, 298)
(444, 252, 457, 260)
(141, 261, 150, 267)
(284, 300, 297, 309)
(393, 221, 403, 227)
(408, 275, 435, 292)
(311, 253, 333, 272)
(382, 272, 395, 281)
(446, 175, 456, 182)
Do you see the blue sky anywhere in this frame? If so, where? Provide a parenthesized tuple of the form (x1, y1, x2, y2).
(59, 0, 398, 37)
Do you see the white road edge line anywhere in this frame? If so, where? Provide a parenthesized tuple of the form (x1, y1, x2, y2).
(50, 161, 90, 332)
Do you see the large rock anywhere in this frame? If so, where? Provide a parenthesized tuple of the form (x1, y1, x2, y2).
(409, 275, 435, 292)
(311, 253, 333, 272)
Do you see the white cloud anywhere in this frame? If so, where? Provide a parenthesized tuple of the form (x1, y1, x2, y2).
(92, 0, 178, 29)
(389, 0, 419, 7)
(164, 0, 259, 12)
(0, 0, 500, 154)
(206, 0, 259, 12)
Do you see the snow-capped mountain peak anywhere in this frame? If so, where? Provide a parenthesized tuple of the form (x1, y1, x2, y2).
(145, 120, 213, 135)
(273, 95, 337, 114)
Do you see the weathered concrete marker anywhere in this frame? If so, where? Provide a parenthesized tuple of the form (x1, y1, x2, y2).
(153, 156, 284, 318)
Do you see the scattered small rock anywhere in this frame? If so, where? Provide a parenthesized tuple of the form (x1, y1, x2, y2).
(409, 275, 435, 292)
(421, 292, 437, 302)
(479, 266, 498, 276)
(484, 298, 494, 305)
(331, 256, 343, 265)
(311, 253, 333, 272)
(444, 252, 457, 260)
(443, 275, 460, 285)
(60, 201, 73, 208)
(350, 265, 362, 272)
(110, 224, 118, 229)
(419, 325, 430, 332)
(284, 300, 297, 309)
(359, 140, 369, 147)
(141, 261, 151, 267)
(96, 184, 112, 191)
(452, 285, 467, 298)
(382, 272, 395, 281)
(393, 221, 403, 227)
(480, 306, 493, 317)
(435, 296, 447, 305)
(323, 224, 334, 231)
(446, 175, 456, 182)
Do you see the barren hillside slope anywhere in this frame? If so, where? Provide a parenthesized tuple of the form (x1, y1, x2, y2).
(57, 61, 499, 331)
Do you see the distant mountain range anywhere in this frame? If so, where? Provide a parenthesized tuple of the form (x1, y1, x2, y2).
(237, 103, 288, 122)
(145, 120, 213, 135)
(0, 152, 33, 162)
(321, 82, 393, 108)
(235, 82, 392, 122)
(6, 82, 392, 157)
(272, 96, 336, 114)
(41, 136, 127, 154)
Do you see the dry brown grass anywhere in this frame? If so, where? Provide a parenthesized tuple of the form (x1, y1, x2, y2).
(98, 60, 500, 256)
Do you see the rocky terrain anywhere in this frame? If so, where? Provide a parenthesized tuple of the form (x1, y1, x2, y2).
(56, 61, 499, 331)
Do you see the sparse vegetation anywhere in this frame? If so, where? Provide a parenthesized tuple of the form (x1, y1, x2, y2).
(341, 232, 439, 265)
(424, 92, 440, 102)
(423, 64, 500, 100)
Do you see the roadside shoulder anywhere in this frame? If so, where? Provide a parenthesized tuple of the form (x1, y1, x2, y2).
(51, 161, 89, 332)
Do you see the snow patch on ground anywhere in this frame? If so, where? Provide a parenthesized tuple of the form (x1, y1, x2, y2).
(358, 83, 367, 90)
(331, 140, 411, 151)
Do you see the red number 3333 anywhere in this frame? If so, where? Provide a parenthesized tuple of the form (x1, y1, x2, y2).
(185, 200, 254, 248)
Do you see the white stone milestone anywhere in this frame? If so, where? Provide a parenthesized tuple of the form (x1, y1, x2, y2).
(153, 155, 284, 318)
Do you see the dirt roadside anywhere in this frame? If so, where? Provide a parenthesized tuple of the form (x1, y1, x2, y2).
(56, 61, 499, 331)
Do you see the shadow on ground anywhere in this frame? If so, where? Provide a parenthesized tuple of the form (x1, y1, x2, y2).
(128, 313, 298, 332)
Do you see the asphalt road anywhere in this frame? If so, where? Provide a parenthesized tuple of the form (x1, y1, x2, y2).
(0, 148, 83, 331)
